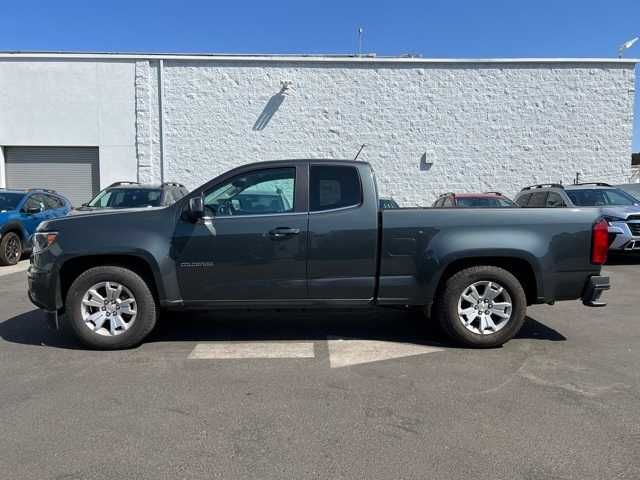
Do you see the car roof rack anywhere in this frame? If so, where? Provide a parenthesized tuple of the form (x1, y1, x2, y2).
(27, 188, 57, 194)
(572, 182, 611, 187)
(484, 191, 503, 195)
(107, 181, 140, 188)
(161, 182, 186, 188)
(520, 183, 564, 191)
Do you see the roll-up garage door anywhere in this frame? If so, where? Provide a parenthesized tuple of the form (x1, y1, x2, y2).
(5, 147, 99, 206)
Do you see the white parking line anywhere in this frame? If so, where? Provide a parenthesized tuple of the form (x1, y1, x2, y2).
(188, 342, 316, 360)
(327, 338, 444, 368)
(0, 260, 29, 278)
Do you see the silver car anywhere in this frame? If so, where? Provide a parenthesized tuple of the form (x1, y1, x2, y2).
(616, 183, 640, 201)
(515, 182, 640, 251)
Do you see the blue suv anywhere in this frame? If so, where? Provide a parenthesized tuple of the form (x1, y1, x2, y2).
(0, 189, 72, 265)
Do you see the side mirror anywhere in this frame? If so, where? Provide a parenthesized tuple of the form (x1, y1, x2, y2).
(188, 196, 205, 222)
(24, 206, 42, 215)
(81, 202, 89, 207)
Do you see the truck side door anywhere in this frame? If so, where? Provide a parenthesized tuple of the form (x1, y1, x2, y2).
(173, 164, 309, 303)
(307, 163, 378, 302)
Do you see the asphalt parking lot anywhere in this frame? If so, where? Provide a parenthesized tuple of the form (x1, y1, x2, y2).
(1, 259, 639, 480)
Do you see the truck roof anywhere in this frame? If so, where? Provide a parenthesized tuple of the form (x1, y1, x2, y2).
(239, 159, 371, 169)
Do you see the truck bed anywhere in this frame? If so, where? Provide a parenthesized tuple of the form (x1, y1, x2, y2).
(377, 207, 602, 306)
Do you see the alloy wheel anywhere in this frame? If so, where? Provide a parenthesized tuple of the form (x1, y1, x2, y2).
(80, 281, 138, 336)
(5, 236, 21, 264)
(457, 280, 513, 335)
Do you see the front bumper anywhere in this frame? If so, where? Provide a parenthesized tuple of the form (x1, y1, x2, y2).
(27, 263, 62, 329)
(608, 221, 640, 251)
(582, 275, 610, 307)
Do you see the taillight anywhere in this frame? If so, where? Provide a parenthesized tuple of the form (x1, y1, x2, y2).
(591, 218, 609, 265)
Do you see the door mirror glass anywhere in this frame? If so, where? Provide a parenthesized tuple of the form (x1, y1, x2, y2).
(188, 196, 205, 221)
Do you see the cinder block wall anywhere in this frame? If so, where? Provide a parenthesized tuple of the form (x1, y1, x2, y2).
(135, 59, 635, 205)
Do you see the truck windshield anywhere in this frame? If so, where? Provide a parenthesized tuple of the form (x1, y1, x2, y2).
(88, 188, 163, 208)
(565, 188, 639, 207)
(456, 197, 516, 208)
(0, 192, 25, 211)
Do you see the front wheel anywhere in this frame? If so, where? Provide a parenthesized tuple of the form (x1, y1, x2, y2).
(65, 266, 157, 349)
(0, 232, 22, 266)
(434, 266, 527, 348)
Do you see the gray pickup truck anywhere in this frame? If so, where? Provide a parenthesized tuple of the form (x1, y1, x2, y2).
(28, 160, 610, 350)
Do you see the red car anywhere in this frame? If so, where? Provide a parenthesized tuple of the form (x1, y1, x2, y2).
(433, 192, 518, 208)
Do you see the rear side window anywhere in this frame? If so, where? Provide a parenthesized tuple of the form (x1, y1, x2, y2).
(310, 166, 362, 212)
(527, 192, 548, 207)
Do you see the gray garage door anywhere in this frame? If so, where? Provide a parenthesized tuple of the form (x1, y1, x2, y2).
(5, 147, 99, 206)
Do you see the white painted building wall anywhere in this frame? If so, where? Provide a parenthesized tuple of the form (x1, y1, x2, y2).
(0, 58, 137, 188)
(0, 54, 636, 205)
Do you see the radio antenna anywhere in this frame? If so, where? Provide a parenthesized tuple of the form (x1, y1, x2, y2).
(354, 144, 366, 161)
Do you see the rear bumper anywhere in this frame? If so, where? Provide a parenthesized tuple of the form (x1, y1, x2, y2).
(582, 275, 610, 307)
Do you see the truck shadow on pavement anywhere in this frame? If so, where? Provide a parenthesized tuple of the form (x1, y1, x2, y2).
(0, 308, 565, 350)
(606, 253, 640, 265)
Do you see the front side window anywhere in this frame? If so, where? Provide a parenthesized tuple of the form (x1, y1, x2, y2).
(516, 193, 531, 207)
(310, 165, 362, 212)
(204, 167, 295, 217)
(566, 188, 639, 207)
(23, 194, 45, 213)
(527, 192, 548, 208)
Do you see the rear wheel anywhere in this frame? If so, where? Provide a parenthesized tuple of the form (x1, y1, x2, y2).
(434, 266, 527, 348)
(65, 266, 157, 349)
(0, 232, 22, 266)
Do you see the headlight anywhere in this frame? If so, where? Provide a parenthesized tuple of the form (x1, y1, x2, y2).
(33, 232, 58, 253)
(602, 215, 624, 223)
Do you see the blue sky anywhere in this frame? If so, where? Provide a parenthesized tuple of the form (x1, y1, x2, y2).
(3, 0, 640, 150)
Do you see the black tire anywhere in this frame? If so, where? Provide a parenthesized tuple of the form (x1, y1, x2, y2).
(434, 266, 527, 348)
(0, 232, 22, 266)
(65, 266, 157, 350)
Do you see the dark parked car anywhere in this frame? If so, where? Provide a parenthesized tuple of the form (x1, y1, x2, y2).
(433, 192, 517, 208)
(515, 183, 640, 251)
(0, 189, 71, 265)
(28, 160, 609, 350)
(77, 181, 189, 210)
(379, 197, 399, 209)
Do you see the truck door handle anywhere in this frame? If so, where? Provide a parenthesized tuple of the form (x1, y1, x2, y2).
(269, 227, 300, 239)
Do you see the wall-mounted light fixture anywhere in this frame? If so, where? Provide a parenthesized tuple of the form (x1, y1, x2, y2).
(280, 81, 294, 95)
(420, 153, 433, 171)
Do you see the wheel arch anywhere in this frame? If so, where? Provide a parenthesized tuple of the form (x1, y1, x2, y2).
(432, 255, 539, 309)
(1, 221, 28, 242)
(59, 254, 162, 310)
